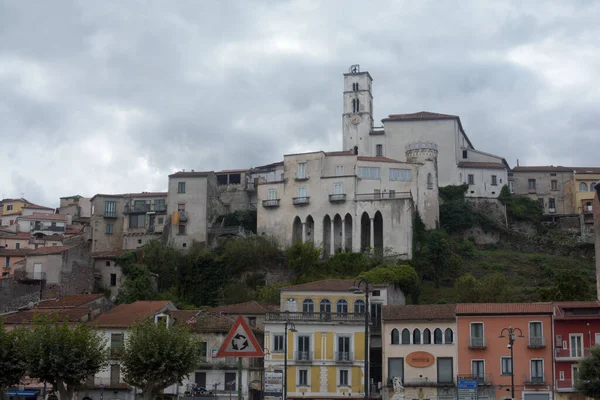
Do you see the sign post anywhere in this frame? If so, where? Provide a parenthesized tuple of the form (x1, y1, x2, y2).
(457, 376, 478, 400)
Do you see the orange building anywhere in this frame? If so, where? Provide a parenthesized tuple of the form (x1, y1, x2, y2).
(456, 303, 554, 400)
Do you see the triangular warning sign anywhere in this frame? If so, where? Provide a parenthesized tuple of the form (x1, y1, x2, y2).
(216, 316, 264, 358)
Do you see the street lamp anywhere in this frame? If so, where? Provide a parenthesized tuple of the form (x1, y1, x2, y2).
(283, 321, 297, 400)
(499, 326, 525, 400)
(349, 277, 370, 400)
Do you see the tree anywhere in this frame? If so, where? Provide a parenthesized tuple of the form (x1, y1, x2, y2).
(537, 269, 593, 301)
(286, 243, 321, 281)
(121, 319, 203, 400)
(454, 273, 516, 303)
(576, 345, 600, 397)
(24, 316, 107, 400)
(361, 264, 419, 296)
(454, 273, 481, 303)
(117, 267, 158, 304)
(0, 319, 27, 393)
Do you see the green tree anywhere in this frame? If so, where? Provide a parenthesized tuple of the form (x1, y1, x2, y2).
(454, 273, 481, 303)
(0, 319, 27, 393)
(454, 273, 516, 303)
(537, 269, 593, 301)
(117, 267, 158, 304)
(286, 243, 321, 281)
(576, 345, 600, 397)
(24, 316, 107, 400)
(143, 240, 181, 292)
(121, 319, 203, 400)
(361, 264, 419, 296)
(178, 248, 226, 307)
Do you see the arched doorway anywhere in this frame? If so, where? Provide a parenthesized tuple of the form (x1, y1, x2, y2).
(333, 214, 343, 253)
(323, 215, 332, 256)
(344, 213, 353, 251)
(360, 212, 370, 251)
(292, 216, 302, 244)
(374, 211, 383, 252)
(305, 215, 314, 244)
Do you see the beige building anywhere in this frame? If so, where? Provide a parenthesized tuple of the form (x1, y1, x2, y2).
(91, 249, 131, 298)
(257, 145, 439, 258)
(382, 304, 457, 400)
(511, 166, 576, 216)
(58, 195, 92, 219)
(594, 185, 600, 299)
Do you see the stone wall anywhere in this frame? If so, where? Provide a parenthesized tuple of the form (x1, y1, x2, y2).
(0, 279, 41, 313)
(466, 197, 507, 226)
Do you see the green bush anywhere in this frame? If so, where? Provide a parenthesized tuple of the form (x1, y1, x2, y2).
(361, 264, 419, 296)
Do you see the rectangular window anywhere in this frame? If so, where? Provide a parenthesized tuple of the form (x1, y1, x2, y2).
(129, 214, 146, 228)
(106, 223, 113, 234)
(551, 180, 558, 190)
(178, 182, 186, 193)
(158, 216, 164, 225)
(336, 165, 344, 176)
(549, 198, 556, 210)
(437, 357, 453, 384)
(472, 360, 485, 382)
(111, 333, 124, 349)
(155, 199, 166, 211)
(297, 336, 310, 360)
(200, 342, 207, 360)
(528, 179, 537, 191)
(110, 364, 120, 384)
(178, 224, 186, 235)
(225, 372, 236, 391)
(509, 180, 515, 193)
(338, 336, 351, 361)
(6, 205, 13, 211)
(559, 371, 564, 381)
(572, 366, 579, 387)
(501, 357, 512, 375)
(273, 334, 284, 353)
(462, 150, 468, 159)
(110, 273, 117, 287)
(468, 174, 475, 185)
(268, 189, 277, 200)
(570, 334, 583, 357)
(297, 162, 307, 179)
(195, 372, 207, 388)
(531, 359, 544, 382)
(299, 369, 309, 386)
(339, 369, 349, 386)
(178, 203, 185, 212)
(133, 200, 147, 211)
(358, 167, 381, 180)
(376, 144, 383, 157)
(388, 358, 403, 385)
(297, 187, 307, 198)
(491, 175, 497, 186)
(104, 200, 116, 217)
(16, 243, 20, 249)
(333, 183, 343, 194)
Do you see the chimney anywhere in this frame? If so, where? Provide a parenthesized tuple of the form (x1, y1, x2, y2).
(354, 146, 359, 155)
(517, 159, 520, 167)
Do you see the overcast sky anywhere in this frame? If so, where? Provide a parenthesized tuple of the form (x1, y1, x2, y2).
(1, 0, 599, 207)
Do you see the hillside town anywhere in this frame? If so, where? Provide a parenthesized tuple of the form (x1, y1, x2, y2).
(2, 66, 600, 400)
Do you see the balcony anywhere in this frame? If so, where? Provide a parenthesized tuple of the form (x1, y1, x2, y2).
(32, 225, 65, 233)
(179, 211, 188, 222)
(294, 175, 309, 181)
(18, 271, 46, 282)
(469, 337, 487, 349)
(124, 203, 150, 213)
(108, 347, 123, 359)
(103, 211, 117, 219)
(524, 374, 547, 385)
(29, 238, 46, 245)
(295, 351, 313, 362)
(403, 378, 452, 387)
(266, 311, 367, 324)
(262, 199, 280, 208)
(335, 351, 353, 363)
(355, 192, 411, 201)
(555, 347, 591, 361)
(148, 225, 155, 233)
(556, 379, 578, 392)
(528, 336, 546, 349)
(475, 373, 493, 385)
(292, 197, 310, 206)
(329, 194, 347, 203)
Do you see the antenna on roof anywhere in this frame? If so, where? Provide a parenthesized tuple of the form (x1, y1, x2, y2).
(517, 159, 519, 167)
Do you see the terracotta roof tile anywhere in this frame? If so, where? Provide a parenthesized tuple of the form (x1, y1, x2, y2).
(281, 279, 356, 292)
(27, 245, 77, 256)
(384, 111, 459, 121)
(37, 294, 104, 309)
(91, 249, 132, 259)
(0, 232, 32, 239)
(19, 213, 67, 221)
(187, 312, 263, 334)
(168, 171, 213, 178)
(207, 301, 270, 315)
(512, 166, 573, 173)
(456, 303, 553, 315)
(2, 308, 92, 324)
(91, 301, 172, 328)
(0, 248, 34, 257)
(573, 167, 600, 174)
(23, 203, 54, 211)
(357, 156, 403, 163)
(383, 304, 456, 321)
(458, 162, 506, 169)
(90, 192, 167, 201)
(167, 310, 200, 324)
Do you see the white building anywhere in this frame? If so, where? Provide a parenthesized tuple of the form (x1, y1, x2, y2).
(342, 65, 508, 198)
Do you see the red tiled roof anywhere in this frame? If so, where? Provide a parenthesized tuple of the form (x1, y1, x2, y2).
(2, 308, 92, 324)
(186, 312, 263, 334)
(573, 167, 600, 174)
(37, 294, 104, 309)
(19, 213, 67, 221)
(357, 156, 403, 163)
(90, 192, 167, 201)
(512, 166, 573, 173)
(217, 169, 248, 174)
(554, 301, 600, 319)
(27, 245, 77, 256)
(384, 111, 459, 121)
(325, 151, 355, 156)
(0, 232, 31, 239)
(91, 249, 132, 259)
(207, 301, 270, 315)
(23, 203, 54, 211)
(383, 304, 456, 321)
(456, 303, 553, 315)
(0, 248, 34, 257)
(168, 171, 213, 178)
(91, 301, 172, 328)
(167, 310, 200, 324)
(282, 279, 356, 292)
(458, 162, 506, 169)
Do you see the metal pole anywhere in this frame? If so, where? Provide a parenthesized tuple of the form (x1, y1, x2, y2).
(238, 357, 243, 400)
(510, 341, 515, 400)
(284, 322, 288, 400)
(364, 281, 370, 400)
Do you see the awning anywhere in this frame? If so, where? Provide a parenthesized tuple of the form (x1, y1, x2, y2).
(7, 391, 39, 397)
(248, 380, 262, 391)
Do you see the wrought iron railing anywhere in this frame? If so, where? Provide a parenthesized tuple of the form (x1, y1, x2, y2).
(266, 312, 367, 323)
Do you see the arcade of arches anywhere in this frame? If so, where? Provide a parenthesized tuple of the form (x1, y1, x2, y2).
(291, 211, 383, 255)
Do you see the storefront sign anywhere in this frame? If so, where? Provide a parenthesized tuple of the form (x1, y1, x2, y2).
(406, 351, 435, 368)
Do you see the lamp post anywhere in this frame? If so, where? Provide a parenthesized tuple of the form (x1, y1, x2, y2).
(349, 277, 370, 400)
(499, 326, 525, 400)
(283, 321, 297, 400)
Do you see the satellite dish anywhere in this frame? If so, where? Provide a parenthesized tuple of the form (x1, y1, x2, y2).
(27, 302, 34, 309)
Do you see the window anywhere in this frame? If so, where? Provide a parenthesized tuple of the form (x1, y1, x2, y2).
(370, 303, 382, 326)
(248, 317, 256, 326)
(472, 360, 485, 383)
(106, 223, 113, 234)
(389, 190, 396, 198)
(338, 336, 351, 361)
(529, 179, 537, 191)
(129, 214, 146, 228)
(572, 365, 579, 387)
(434, 328, 443, 344)
(427, 173, 433, 189)
(110, 273, 117, 287)
(333, 183, 343, 195)
(591, 182, 597, 191)
(178, 224, 186, 235)
(111, 333, 124, 349)
(413, 329, 421, 344)
(200, 341, 208, 360)
(297, 187, 307, 198)
(336, 165, 344, 176)
(374, 189, 381, 199)
(389, 168, 411, 181)
(273, 334, 284, 353)
(110, 364, 121, 385)
(297, 162, 307, 179)
(444, 328, 453, 344)
(376, 144, 383, 157)
(225, 372, 236, 391)
(302, 299, 315, 313)
(437, 358, 453, 384)
(15, 243, 20, 249)
(297, 336, 310, 360)
(157, 216, 164, 225)
(509, 180, 515, 193)
(358, 167, 381, 180)
(268, 189, 277, 200)
(6, 205, 13, 211)
(284, 298, 298, 312)
(155, 199, 165, 211)
(570, 334, 583, 357)
(104, 200, 116, 217)
(320, 299, 331, 313)
(551, 180, 558, 190)
(501, 357, 512, 376)
(468, 174, 475, 185)
(340, 369, 349, 386)
(354, 299, 366, 314)
(388, 358, 403, 385)
(336, 299, 348, 314)
(352, 98, 360, 113)
(471, 323, 484, 347)
(391, 329, 400, 344)
(491, 175, 497, 186)
(352, 82, 359, 91)
(195, 372, 206, 388)
(298, 369, 309, 386)
(178, 203, 185, 212)
(579, 182, 588, 192)
(401, 329, 410, 344)
(549, 198, 556, 210)
(559, 371, 564, 381)
(423, 328, 431, 344)
(462, 150, 468, 159)
(178, 182, 186, 193)
(530, 359, 544, 382)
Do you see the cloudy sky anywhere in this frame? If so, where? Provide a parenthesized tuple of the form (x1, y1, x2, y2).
(1, 0, 599, 207)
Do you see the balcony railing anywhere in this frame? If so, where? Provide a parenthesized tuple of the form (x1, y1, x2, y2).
(295, 351, 313, 361)
(262, 199, 280, 208)
(528, 336, 546, 349)
(469, 337, 486, 349)
(103, 211, 117, 218)
(335, 351, 353, 362)
(266, 311, 367, 323)
(555, 347, 591, 360)
(475, 373, 493, 385)
(33, 225, 65, 232)
(29, 238, 45, 245)
(524, 374, 546, 385)
(355, 192, 411, 201)
(292, 197, 310, 205)
(556, 379, 578, 392)
(403, 378, 450, 387)
(329, 194, 347, 203)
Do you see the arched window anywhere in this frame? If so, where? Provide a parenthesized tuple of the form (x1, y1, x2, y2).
(444, 328, 453, 344)
(354, 299, 366, 314)
(434, 328, 443, 344)
(591, 182, 597, 192)
(427, 173, 433, 189)
(337, 299, 349, 314)
(413, 329, 421, 345)
(284, 298, 297, 312)
(401, 329, 410, 344)
(423, 328, 431, 344)
(302, 299, 314, 313)
(391, 329, 400, 344)
(579, 182, 588, 192)
(320, 299, 331, 313)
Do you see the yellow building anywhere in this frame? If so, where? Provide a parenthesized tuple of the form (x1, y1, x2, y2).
(0, 198, 54, 227)
(573, 168, 600, 214)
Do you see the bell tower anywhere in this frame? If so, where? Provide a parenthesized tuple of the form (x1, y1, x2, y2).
(342, 64, 373, 155)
